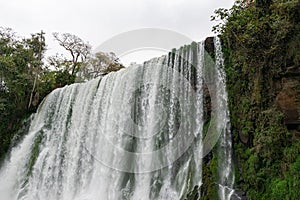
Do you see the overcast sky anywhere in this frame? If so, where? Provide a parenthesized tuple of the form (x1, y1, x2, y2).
(0, 0, 235, 65)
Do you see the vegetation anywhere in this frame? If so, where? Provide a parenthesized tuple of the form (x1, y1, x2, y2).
(1, 1, 300, 198)
(211, 0, 300, 199)
(0, 28, 46, 164)
(0, 28, 123, 165)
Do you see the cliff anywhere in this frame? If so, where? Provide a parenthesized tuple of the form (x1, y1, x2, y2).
(213, 0, 300, 199)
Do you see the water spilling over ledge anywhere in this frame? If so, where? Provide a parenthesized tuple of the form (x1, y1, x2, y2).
(0, 37, 234, 200)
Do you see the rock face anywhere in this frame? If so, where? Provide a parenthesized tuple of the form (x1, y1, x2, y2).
(231, 189, 248, 200)
(275, 78, 300, 128)
(204, 37, 215, 57)
(216, 1, 300, 199)
(203, 37, 214, 123)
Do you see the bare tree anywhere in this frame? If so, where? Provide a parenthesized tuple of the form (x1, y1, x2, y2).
(80, 52, 124, 80)
(53, 32, 91, 76)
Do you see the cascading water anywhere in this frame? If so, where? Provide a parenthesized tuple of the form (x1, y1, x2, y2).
(214, 37, 235, 199)
(0, 37, 234, 200)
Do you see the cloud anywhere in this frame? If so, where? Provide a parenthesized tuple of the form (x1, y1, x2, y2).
(0, 0, 235, 63)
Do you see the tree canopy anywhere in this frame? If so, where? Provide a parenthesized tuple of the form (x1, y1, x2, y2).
(0, 28, 123, 164)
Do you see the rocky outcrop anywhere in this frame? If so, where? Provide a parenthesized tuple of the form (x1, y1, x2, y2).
(204, 37, 215, 59)
(273, 62, 300, 145)
(275, 78, 300, 128)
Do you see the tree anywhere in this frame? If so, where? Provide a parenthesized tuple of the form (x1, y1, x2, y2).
(53, 32, 91, 76)
(0, 27, 47, 163)
(80, 51, 124, 80)
(211, 0, 300, 198)
(26, 31, 46, 109)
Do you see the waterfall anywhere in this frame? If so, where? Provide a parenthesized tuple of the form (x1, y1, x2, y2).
(0, 37, 234, 200)
(214, 37, 235, 199)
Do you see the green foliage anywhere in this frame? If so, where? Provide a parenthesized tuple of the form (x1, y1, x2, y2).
(268, 179, 289, 200)
(211, 0, 300, 199)
(54, 70, 76, 87)
(200, 152, 218, 200)
(0, 28, 47, 164)
(27, 132, 44, 176)
(0, 28, 125, 166)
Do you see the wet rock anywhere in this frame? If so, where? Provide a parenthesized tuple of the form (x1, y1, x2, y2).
(231, 189, 247, 200)
(204, 37, 215, 61)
